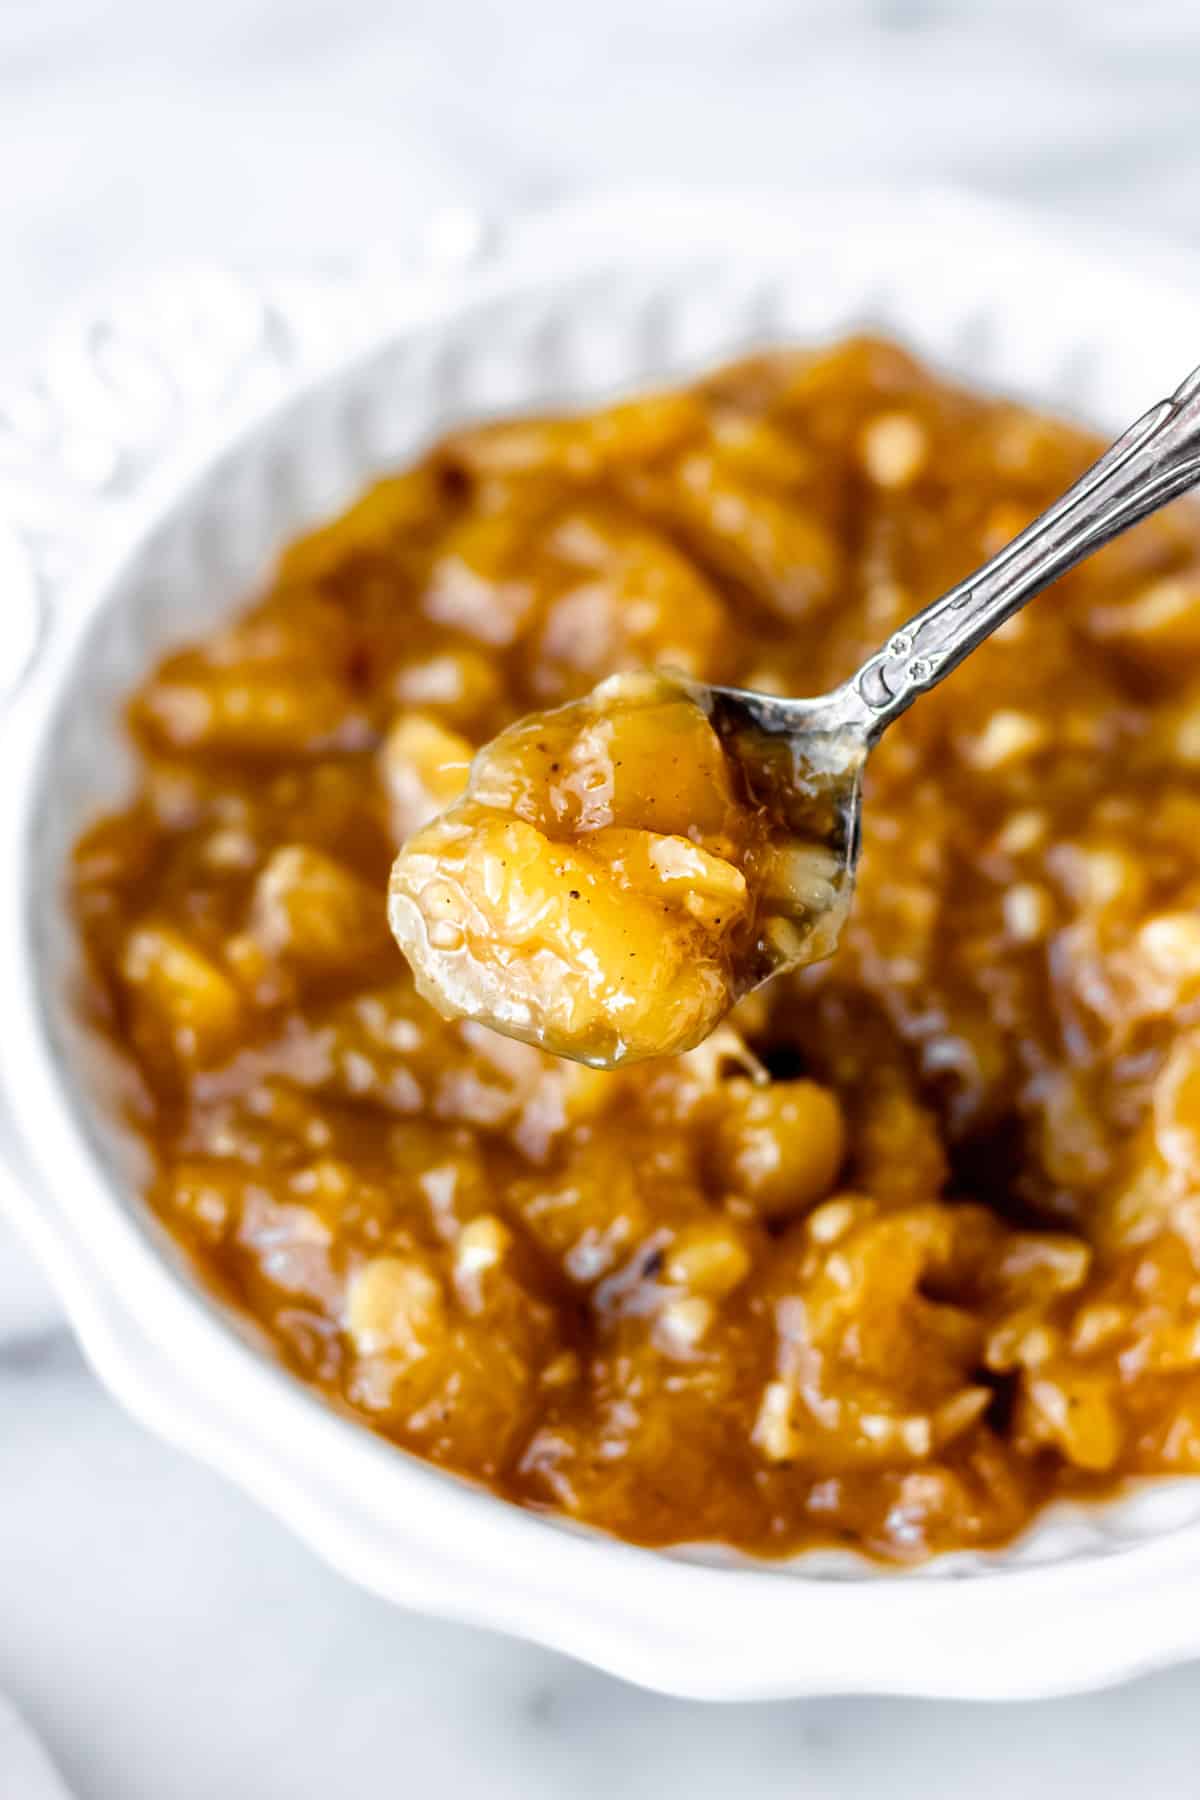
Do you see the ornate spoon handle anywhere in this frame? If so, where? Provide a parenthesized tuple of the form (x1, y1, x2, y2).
(850, 364, 1200, 736)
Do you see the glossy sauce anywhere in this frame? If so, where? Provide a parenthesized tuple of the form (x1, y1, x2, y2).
(71, 338, 1200, 1560)
(388, 669, 850, 1065)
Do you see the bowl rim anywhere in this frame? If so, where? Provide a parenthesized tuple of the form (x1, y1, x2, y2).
(6, 183, 1200, 1698)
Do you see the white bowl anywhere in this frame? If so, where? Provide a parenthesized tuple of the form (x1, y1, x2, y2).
(6, 186, 1200, 1700)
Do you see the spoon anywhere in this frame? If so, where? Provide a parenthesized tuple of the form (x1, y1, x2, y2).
(390, 363, 1200, 1066)
(707, 358, 1200, 890)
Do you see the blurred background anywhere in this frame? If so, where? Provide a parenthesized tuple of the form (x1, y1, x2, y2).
(4, 1, 1200, 1794)
(6, 0, 1200, 367)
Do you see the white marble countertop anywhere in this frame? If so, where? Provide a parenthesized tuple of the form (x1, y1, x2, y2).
(6, 1, 1200, 1792)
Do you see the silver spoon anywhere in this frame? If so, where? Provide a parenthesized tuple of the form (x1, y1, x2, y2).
(391, 365, 1200, 1067)
(699, 360, 1200, 980)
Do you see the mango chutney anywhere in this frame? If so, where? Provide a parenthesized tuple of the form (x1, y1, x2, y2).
(388, 667, 850, 1066)
(71, 337, 1200, 1561)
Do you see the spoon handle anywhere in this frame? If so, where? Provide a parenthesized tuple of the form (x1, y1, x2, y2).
(850, 364, 1200, 736)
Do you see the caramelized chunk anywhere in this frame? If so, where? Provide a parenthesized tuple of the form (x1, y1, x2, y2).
(248, 845, 394, 978)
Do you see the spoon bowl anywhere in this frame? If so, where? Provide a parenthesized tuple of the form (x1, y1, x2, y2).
(698, 678, 868, 981)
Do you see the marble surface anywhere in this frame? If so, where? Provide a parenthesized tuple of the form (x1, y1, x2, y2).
(6, 0, 1200, 1792)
